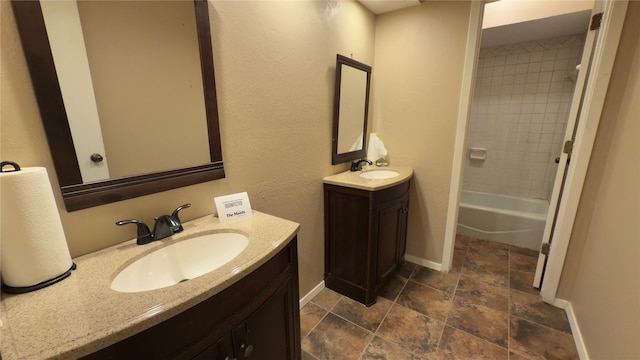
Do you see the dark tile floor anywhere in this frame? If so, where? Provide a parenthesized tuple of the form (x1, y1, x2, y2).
(300, 235, 579, 359)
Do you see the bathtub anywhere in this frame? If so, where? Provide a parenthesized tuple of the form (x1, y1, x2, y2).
(457, 190, 549, 250)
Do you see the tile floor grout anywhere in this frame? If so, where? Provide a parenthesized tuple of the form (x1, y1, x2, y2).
(433, 266, 459, 356)
(301, 235, 579, 359)
(439, 244, 521, 359)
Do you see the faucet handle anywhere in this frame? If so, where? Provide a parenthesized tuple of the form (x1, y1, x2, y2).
(170, 203, 191, 233)
(116, 219, 153, 245)
(152, 215, 177, 241)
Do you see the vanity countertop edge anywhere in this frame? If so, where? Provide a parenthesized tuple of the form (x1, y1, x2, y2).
(322, 165, 413, 191)
(0, 211, 300, 360)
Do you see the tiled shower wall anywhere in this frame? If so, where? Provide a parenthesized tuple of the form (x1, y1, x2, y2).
(463, 34, 586, 200)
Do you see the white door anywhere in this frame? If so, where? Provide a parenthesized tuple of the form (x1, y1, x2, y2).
(532, 10, 601, 288)
(41, 1, 111, 183)
(533, 0, 629, 296)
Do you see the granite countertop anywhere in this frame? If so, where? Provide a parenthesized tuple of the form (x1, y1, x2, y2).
(0, 211, 299, 360)
(322, 165, 413, 191)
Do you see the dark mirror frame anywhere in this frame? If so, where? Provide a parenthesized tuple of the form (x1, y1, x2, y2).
(11, 0, 224, 212)
(331, 54, 371, 165)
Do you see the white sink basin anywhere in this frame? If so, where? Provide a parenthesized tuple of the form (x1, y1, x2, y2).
(111, 233, 249, 293)
(359, 169, 400, 180)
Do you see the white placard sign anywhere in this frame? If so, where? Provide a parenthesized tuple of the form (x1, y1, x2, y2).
(214, 192, 252, 222)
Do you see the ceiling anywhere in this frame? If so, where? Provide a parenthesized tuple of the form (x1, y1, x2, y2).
(357, 0, 421, 15)
(481, 10, 592, 48)
(356, 0, 592, 47)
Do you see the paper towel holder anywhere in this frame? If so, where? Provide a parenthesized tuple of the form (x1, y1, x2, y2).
(1, 161, 77, 294)
(2, 263, 77, 294)
(0, 161, 21, 172)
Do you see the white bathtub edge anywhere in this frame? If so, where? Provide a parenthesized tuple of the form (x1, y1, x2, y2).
(458, 190, 548, 250)
(461, 190, 549, 213)
(457, 224, 542, 251)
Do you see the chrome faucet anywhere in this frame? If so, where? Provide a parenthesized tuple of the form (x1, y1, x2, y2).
(350, 159, 372, 172)
(116, 203, 191, 245)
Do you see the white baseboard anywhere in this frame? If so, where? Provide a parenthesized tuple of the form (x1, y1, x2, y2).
(405, 254, 442, 271)
(299, 280, 325, 308)
(554, 298, 590, 360)
(298, 255, 442, 308)
(552, 298, 569, 309)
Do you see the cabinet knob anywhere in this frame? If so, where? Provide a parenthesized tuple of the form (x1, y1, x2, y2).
(240, 343, 254, 357)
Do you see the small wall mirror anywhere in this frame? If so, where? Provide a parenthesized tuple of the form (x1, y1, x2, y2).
(332, 54, 372, 165)
(11, 0, 224, 212)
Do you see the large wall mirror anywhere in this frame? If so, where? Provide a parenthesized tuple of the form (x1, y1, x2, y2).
(331, 54, 371, 165)
(11, 0, 224, 212)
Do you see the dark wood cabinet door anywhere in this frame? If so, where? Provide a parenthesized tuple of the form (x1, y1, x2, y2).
(376, 198, 405, 284)
(193, 334, 234, 360)
(232, 277, 298, 360)
(324, 179, 411, 306)
(325, 189, 370, 288)
(397, 197, 409, 264)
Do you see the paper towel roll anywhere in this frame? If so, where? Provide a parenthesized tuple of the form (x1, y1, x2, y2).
(1, 165, 73, 289)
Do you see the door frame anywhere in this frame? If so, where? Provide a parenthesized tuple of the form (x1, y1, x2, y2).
(442, 0, 628, 304)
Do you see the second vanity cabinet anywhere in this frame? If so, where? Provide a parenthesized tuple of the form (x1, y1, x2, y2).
(324, 179, 410, 306)
(83, 239, 300, 360)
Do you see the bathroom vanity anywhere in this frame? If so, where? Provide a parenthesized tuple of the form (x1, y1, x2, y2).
(85, 240, 299, 359)
(0, 212, 300, 359)
(323, 166, 412, 306)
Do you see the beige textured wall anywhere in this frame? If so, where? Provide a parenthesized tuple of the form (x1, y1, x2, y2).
(1, 0, 375, 297)
(556, 2, 640, 358)
(372, 1, 471, 263)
